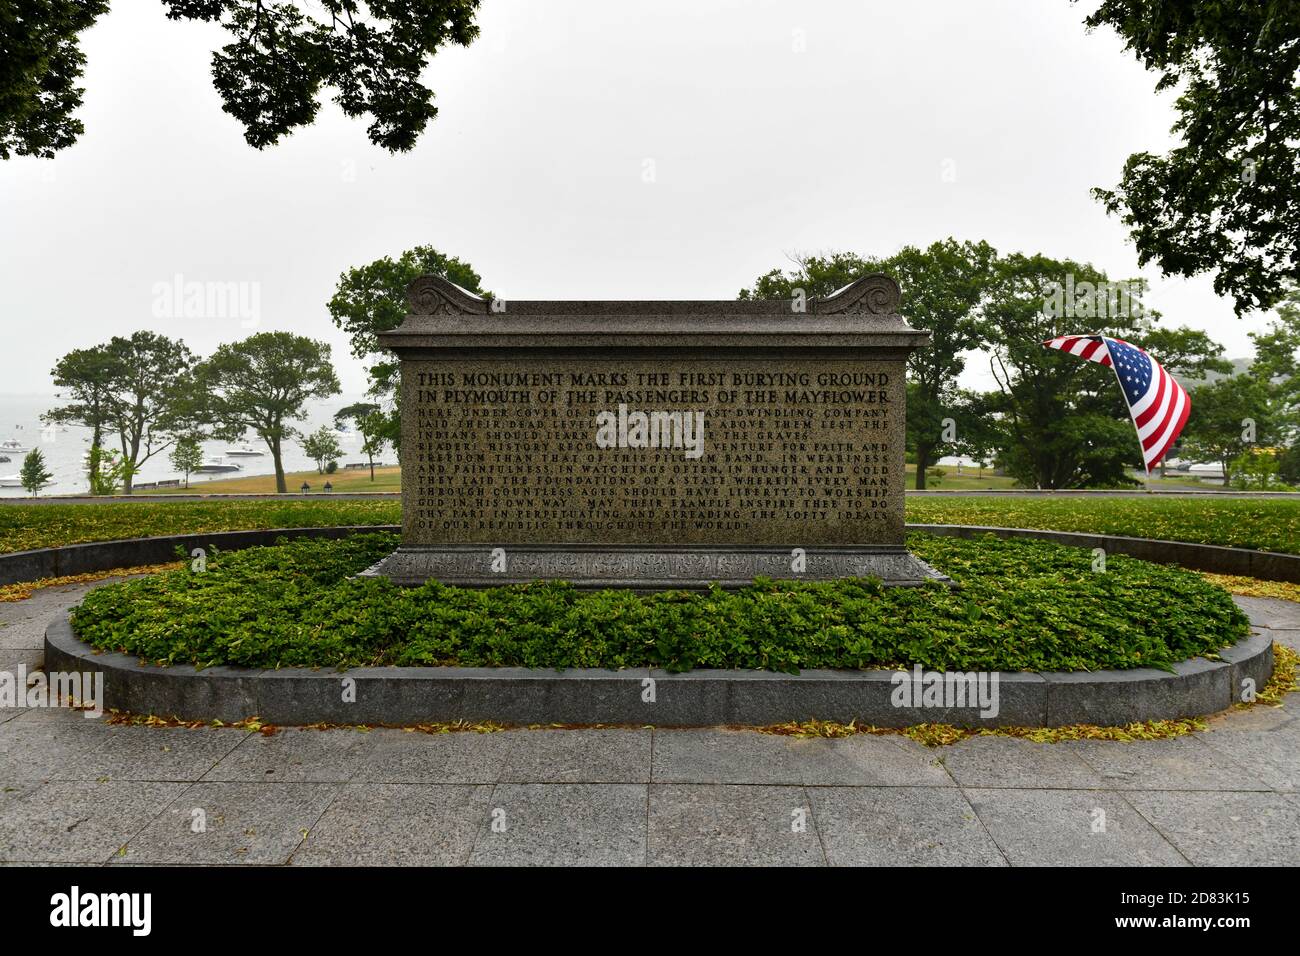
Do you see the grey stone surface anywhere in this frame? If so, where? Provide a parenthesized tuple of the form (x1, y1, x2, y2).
(201, 727, 379, 783)
(354, 728, 516, 784)
(964, 789, 1188, 866)
(808, 787, 1006, 866)
(1220, 630, 1275, 706)
(1070, 735, 1269, 791)
(372, 273, 934, 589)
(0, 780, 185, 863)
(1198, 711, 1300, 792)
(650, 728, 953, 786)
(937, 735, 1103, 789)
(115, 782, 339, 865)
(467, 784, 647, 866)
(0, 649, 41, 672)
(497, 729, 651, 784)
(0, 715, 247, 782)
(1042, 657, 1231, 726)
(0, 615, 51, 650)
(291, 783, 493, 866)
(647, 785, 824, 866)
(1126, 790, 1300, 866)
(1235, 595, 1300, 629)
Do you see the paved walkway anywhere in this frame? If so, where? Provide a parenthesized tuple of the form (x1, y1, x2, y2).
(0, 581, 1297, 866)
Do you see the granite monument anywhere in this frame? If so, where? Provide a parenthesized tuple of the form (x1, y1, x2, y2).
(363, 273, 944, 588)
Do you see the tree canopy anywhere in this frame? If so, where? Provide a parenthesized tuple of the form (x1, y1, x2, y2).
(1, 0, 481, 158)
(1084, 0, 1300, 313)
(194, 331, 340, 493)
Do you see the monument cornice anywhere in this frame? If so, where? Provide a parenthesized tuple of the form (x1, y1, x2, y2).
(379, 273, 930, 350)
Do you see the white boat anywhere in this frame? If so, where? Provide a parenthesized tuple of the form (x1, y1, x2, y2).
(0, 475, 52, 489)
(195, 458, 243, 474)
(0, 439, 28, 455)
(224, 442, 264, 457)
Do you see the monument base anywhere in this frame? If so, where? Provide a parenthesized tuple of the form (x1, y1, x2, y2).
(360, 544, 949, 590)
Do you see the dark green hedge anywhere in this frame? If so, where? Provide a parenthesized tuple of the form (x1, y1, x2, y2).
(69, 532, 1248, 674)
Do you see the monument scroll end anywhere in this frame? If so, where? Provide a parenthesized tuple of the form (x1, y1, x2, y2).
(815, 273, 902, 316)
(406, 274, 490, 316)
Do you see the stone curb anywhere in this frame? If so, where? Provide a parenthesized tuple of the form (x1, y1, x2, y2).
(44, 615, 1273, 728)
(4, 523, 1298, 587)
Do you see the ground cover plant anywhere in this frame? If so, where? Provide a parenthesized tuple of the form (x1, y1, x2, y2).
(69, 532, 1249, 674)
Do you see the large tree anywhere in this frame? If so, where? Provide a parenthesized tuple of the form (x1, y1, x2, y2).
(44, 343, 117, 492)
(1179, 374, 1280, 485)
(738, 239, 997, 487)
(44, 332, 196, 494)
(982, 253, 1156, 489)
(2, 0, 481, 158)
(0, 0, 109, 159)
(1084, 0, 1300, 314)
(102, 331, 197, 494)
(194, 332, 340, 493)
(328, 245, 486, 452)
(335, 401, 386, 480)
(1248, 290, 1300, 439)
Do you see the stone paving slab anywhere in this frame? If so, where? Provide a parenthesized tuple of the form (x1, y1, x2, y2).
(201, 727, 378, 784)
(0, 616, 49, 650)
(1124, 790, 1300, 866)
(647, 785, 824, 866)
(1197, 712, 1300, 793)
(0, 714, 247, 783)
(497, 728, 652, 784)
(354, 728, 516, 784)
(466, 784, 647, 866)
(290, 783, 493, 866)
(807, 787, 1007, 866)
(650, 728, 952, 787)
(0, 780, 186, 864)
(1235, 596, 1300, 629)
(964, 788, 1190, 866)
(113, 782, 340, 865)
(1069, 735, 1271, 792)
(937, 736, 1104, 790)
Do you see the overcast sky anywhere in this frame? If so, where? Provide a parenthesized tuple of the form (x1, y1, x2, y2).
(0, 0, 1279, 397)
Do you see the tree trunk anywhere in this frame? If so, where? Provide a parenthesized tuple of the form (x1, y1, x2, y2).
(123, 431, 142, 495)
(915, 445, 930, 490)
(368, 450, 375, 481)
(88, 423, 102, 493)
(273, 437, 287, 494)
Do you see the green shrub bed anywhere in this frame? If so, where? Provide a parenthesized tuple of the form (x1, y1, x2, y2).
(69, 532, 1249, 674)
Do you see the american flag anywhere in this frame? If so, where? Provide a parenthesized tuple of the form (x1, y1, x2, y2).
(1043, 334, 1191, 473)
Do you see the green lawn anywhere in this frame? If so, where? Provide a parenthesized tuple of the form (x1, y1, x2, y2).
(907, 495, 1300, 553)
(2, 494, 1297, 557)
(155, 466, 401, 494)
(70, 532, 1248, 674)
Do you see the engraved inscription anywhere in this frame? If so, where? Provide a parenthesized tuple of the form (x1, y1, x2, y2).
(402, 358, 905, 546)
